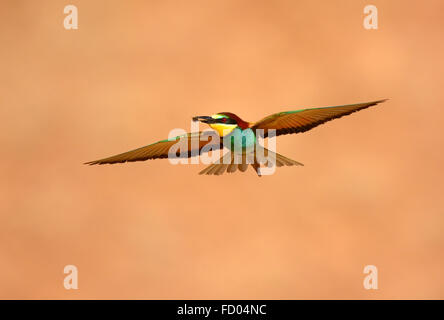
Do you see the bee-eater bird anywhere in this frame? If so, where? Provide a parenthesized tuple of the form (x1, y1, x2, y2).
(85, 99, 386, 176)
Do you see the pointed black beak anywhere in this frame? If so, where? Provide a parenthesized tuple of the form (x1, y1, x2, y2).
(192, 116, 216, 124)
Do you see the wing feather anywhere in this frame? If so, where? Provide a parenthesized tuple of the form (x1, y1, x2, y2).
(252, 100, 387, 137)
(85, 131, 221, 165)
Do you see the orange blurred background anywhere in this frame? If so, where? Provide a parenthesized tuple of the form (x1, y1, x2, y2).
(0, 0, 443, 299)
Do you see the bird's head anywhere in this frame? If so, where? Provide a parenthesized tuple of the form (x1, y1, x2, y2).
(193, 113, 241, 137)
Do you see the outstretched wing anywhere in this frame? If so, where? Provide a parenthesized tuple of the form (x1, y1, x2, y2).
(252, 100, 387, 137)
(85, 131, 222, 165)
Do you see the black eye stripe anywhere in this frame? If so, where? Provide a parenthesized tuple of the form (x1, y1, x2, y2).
(218, 118, 236, 124)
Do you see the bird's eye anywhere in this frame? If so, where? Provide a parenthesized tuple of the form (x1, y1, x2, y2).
(221, 118, 227, 123)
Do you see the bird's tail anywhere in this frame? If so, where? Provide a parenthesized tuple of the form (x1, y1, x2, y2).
(198, 147, 303, 176)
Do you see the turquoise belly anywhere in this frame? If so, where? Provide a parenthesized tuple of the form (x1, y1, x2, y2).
(226, 128, 256, 153)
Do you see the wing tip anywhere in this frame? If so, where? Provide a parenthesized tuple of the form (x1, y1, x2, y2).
(372, 98, 389, 105)
(84, 160, 100, 165)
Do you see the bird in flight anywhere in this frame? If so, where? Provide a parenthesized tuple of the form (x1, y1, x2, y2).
(85, 99, 386, 176)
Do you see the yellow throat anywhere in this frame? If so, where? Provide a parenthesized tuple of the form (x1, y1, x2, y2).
(209, 123, 237, 137)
